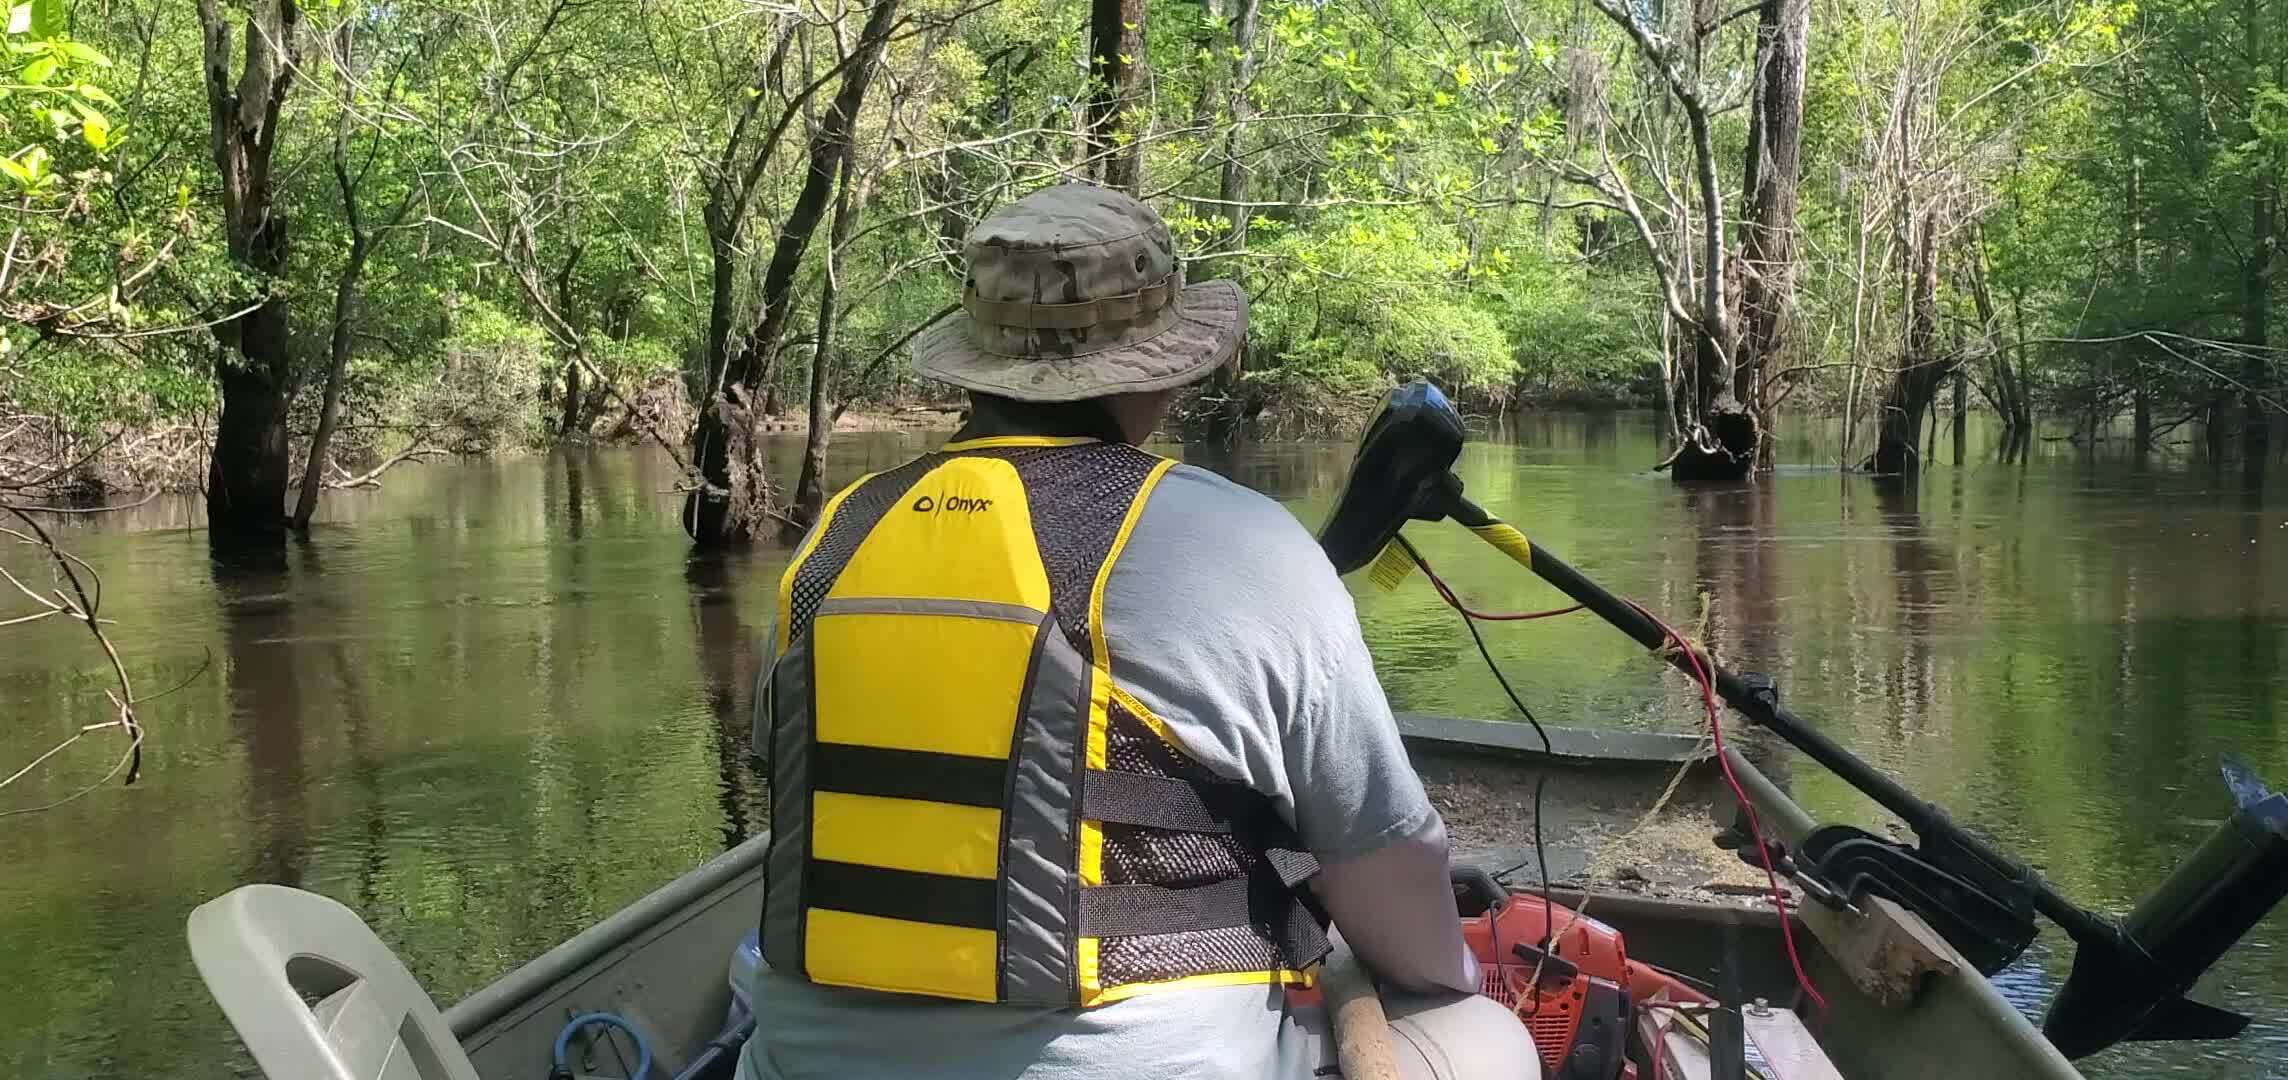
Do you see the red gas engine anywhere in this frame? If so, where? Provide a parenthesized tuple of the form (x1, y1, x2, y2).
(1462, 884, 1710, 1080)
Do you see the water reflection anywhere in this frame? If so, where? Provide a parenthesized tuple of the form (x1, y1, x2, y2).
(214, 566, 310, 888)
(686, 551, 763, 850)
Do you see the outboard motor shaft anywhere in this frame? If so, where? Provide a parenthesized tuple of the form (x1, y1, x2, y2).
(2043, 758, 2288, 1057)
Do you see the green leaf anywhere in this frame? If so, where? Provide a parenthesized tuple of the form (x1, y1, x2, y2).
(176, 181, 190, 210)
(73, 81, 112, 105)
(59, 41, 107, 66)
(79, 108, 105, 151)
(19, 52, 54, 84)
(28, 0, 59, 38)
(0, 155, 29, 188)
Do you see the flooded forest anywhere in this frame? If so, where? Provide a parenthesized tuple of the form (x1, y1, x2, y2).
(0, 0, 2284, 1076)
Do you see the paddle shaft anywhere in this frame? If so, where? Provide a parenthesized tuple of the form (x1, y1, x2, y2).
(1454, 503, 2117, 948)
(1321, 949, 1404, 1080)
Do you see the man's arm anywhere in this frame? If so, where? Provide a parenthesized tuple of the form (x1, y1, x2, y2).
(1282, 591, 1476, 996)
(1098, 465, 1474, 995)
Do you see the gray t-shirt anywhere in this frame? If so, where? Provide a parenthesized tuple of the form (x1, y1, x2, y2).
(738, 462, 1468, 1080)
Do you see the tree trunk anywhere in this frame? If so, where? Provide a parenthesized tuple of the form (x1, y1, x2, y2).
(1088, 0, 1148, 192)
(1195, 0, 1261, 446)
(292, 29, 370, 534)
(1965, 227, 2029, 445)
(1734, 0, 1807, 421)
(2242, 191, 2274, 479)
(1217, 0, 1261, 251)
(559, 360, 584, 439)
(198, 0, 301, 554)
(794, 143, 866, 524)
(1870, 214, 1946, 477)
(686, 0, 900, 546)
(702, 218, 738, 394)
(1584, 0, 1750, 481)
(549, 241, 587, 440)
(293, 241, 365, 533)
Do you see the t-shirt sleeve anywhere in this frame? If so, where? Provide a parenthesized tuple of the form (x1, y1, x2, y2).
(1275, 552, 1444, 860)
(1100, 464, 1439, 858)
(1102, 464, 1470, 993)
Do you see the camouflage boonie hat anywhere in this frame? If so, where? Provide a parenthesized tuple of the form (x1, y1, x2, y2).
(912, 182, 1246, 402)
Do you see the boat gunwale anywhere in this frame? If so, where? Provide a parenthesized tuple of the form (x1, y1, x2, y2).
(443, 831, 773, 1040)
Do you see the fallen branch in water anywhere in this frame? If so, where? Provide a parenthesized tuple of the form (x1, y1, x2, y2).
(7, 490, 164, 515)
(0, 504, 145, 810)
(324, 445, 448, 489)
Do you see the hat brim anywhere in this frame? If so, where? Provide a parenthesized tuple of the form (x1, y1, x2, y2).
(910, 279, 1246, 403)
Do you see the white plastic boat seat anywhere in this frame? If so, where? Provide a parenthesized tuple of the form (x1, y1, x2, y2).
(189, 883, 480, 1080)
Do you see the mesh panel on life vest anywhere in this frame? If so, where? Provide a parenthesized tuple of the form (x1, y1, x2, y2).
(964, 444, 1160, 655)
(786, 455, 938, 638)
(1100, 703, 1254, 887)
(1099, 923, 1290, 986)
(1095, 700, 1298, 987)
(1099, 703, 1267, 887)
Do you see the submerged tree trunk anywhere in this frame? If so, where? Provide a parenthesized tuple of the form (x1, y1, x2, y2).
(549, 241, 588, 440)
(1953, 360, 1968, 466)
(1870, 214, 1947, 477)
(293, 33, 367, 534)
(686, 0, 899, 546)
(294, 24, 426, 533)
(1656, 313, 1683, 447)
(296, 244, 365, 533)
(1088, 0, 1147, 192)
(1586, 0, 1751, 481)
(1733, 0, 1807, 436)
(199, 0, 301, 555)
(2133, 383, 2152, 459)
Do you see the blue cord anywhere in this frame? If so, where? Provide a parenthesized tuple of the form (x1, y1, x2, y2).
(550, 1012, 654, 1080)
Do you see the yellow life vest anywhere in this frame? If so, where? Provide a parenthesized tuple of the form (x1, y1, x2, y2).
(760, 437, 1329, 1006)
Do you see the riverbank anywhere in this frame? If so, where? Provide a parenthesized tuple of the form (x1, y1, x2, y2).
(0, 390, 964, 503)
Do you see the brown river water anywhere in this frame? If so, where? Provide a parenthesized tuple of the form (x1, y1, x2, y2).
(1, 412, 2282, 1077)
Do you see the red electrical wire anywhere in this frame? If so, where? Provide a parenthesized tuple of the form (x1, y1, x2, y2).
(1408, 537, 1823, 1013)
(1630, 600, 1829, 1015)
(1409, 551, 1585, 622)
